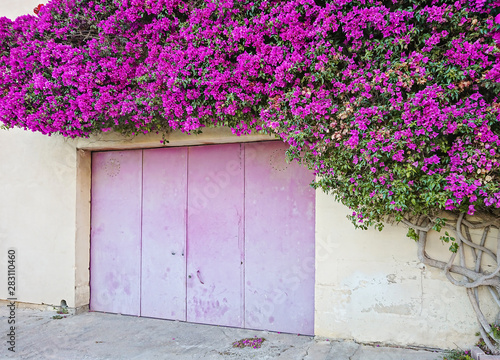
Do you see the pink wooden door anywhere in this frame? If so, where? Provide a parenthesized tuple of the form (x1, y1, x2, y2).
(90, 150, 142, 316)
(90, 142, 315, 334)
(244, 142, 315, 335)
(186, 144, 244, 327)
(141, 147, 187, 320)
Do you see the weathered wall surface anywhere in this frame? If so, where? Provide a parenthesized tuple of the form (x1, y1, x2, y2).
(0, 128, 77, 307)
(315, 190, 496, 349)
(1, 0, 40, 20)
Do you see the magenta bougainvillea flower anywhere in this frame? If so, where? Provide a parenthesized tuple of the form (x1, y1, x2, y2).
(0, 0, 499, 227)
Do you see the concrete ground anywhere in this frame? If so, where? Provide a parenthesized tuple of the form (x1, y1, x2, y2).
(1, 306, 445, 360)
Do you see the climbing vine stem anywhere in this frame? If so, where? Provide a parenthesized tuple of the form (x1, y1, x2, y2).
(414, 212, 500, 353)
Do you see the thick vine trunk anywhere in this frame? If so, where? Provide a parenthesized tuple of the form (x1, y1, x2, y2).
(409, 212, 500, 354)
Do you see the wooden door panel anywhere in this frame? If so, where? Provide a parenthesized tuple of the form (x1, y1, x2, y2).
(186, 144, 244, 327)
(141, 147, 187, 320)
(90, 150, 142, 316)
(244, 142, 316, 335)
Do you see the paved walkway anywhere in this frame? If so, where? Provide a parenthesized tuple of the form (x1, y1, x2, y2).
(1, 306, 444, 360)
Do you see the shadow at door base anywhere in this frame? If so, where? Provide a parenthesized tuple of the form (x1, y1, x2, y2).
(87, 309, 314, 337)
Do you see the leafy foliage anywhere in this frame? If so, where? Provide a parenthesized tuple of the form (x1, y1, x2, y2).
(0, 0, 499, 227)
(442, 349, 473, 360)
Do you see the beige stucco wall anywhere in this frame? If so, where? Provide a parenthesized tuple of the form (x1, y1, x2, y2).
(315, 190, 498, 349)
(0, 128, 77, 307)
(1, 0, 40, 20)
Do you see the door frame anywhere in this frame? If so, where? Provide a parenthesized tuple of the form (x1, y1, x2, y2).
(74, 128, 314, 331)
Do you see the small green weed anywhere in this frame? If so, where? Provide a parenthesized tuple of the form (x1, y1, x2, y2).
(475, 323, 500, 354)
(490, 324, 500, 340)
(52, 306, 68, 319)
(441, 349, 473, 360)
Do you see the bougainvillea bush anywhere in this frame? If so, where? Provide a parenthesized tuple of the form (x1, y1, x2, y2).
(0, 0, 498, 227)
(1, 0, 500, 350)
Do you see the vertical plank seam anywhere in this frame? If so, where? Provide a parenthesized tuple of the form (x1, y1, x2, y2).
(139, 150, 144, 316)
(89, 152, 94, 311)
(185, 147, 189, 322)
(312, 169, 316, 334)
(242, 143, 246, 328)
